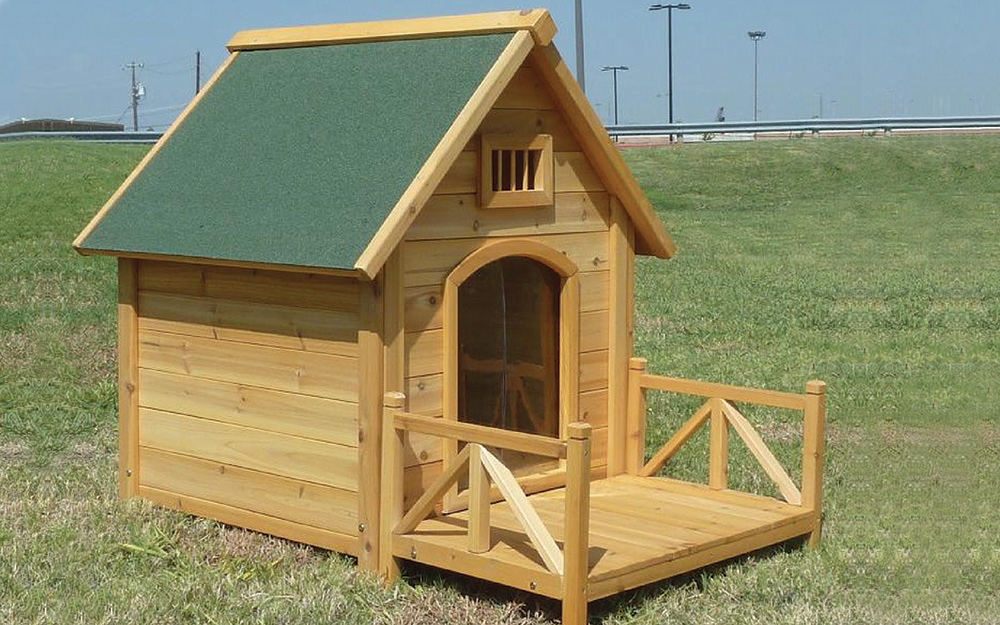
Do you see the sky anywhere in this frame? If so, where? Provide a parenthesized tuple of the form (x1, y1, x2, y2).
(1, 1, 999, 130)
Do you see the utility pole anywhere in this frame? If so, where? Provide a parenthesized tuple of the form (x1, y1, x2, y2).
(195, 50, 202, 94)
(124, 61, 143, 131)
(574, 0, 586, 93)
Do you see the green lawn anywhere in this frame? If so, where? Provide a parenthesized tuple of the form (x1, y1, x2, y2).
(1, 136, 998, 623)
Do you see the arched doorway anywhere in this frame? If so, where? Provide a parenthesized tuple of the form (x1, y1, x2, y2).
(458, 256, 561, 472)
(443, 239, 580, 487)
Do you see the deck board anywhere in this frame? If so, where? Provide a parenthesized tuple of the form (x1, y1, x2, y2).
(398, 475, 815, 600)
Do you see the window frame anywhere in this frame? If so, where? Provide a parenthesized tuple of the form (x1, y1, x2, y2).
(479, 134, 555, 209)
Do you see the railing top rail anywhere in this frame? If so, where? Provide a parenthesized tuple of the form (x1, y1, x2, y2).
(639, 373, 807, 411)
(393, 412, 568, 459)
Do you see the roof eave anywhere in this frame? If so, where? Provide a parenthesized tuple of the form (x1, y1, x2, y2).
(528, 43, 676, 259)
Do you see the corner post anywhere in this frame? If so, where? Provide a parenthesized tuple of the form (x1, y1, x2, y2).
(563, 422, 592, 625)
(378, 392, 406, 581)
(802, 380, 827, 547)
(467, 444, 491, 554)
(117, 257, 139, 499)
(625, 357, 648, 475)
(358, 278, 385, 572)
(709, 398, 729, 490)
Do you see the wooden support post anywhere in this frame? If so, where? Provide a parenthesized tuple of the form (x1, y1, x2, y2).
(607, 196, 633, 476)
(467, 444, 491, 554)
(562, 422, 592, 625)
(709, 398, 729, 490)
(802, 380, 827, 547)
(625, 357, 648, 475)
(378, 392, 406, 581)
(117, 258, 139, 499)
(559, 273, 581, 438)
(358, 279, 385, 572)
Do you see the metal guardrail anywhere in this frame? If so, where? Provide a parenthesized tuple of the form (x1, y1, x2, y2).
(2, 116, 999, 146)
(0, 131, 162, 144)
(606, 115, 1000, 137)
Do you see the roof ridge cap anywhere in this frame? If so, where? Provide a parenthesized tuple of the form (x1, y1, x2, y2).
(227, 9, 556, 52)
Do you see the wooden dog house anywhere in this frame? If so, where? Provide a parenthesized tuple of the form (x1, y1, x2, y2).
(74, 11, 827, 624)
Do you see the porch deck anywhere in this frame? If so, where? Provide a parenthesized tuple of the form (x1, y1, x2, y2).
(393, 474, 816, 600)
(380, 369, 826, 624)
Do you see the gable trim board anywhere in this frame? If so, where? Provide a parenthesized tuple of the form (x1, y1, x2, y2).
(74, 10, 674, 280)
(227, 9, 557, 51)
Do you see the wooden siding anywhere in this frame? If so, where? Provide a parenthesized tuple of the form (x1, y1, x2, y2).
(399, 59, 613, 506)
(135, 260, 361, 550)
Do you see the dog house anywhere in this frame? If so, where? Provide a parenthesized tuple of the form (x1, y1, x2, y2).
(74, 11, 827, 624)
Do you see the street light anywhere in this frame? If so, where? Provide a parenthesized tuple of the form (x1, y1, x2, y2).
(601, 65, 629, 126)
(748, 30, 766, 121)
(649, 3, 691, 133)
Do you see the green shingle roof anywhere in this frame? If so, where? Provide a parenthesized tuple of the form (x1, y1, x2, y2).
(77, 33, 514, 270)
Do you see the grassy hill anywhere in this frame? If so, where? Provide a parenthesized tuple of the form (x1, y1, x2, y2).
(1, 137, 997, 623)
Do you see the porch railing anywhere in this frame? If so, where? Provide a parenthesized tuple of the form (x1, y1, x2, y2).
(626, 358, 827, 543)
(379, 392, 591, 599)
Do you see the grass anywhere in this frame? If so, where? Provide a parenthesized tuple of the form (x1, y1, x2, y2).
(1, 135, 998, 623)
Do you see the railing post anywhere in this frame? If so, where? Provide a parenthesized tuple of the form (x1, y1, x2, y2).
(709, 397, 729, 490)
(802, 381, 827, 547)
(563, 422, 592, 625)
(626, 357, 648, 475)
(467, 444, 491, 554)
(378, 392, 406, 581)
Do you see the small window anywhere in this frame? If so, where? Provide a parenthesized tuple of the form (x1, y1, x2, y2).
(480, 134, 554, 209)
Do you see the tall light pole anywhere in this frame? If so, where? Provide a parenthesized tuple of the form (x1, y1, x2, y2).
(748, 30, 766, 121)
(649, 3, 691, 131)
(601, 65, 629, 126)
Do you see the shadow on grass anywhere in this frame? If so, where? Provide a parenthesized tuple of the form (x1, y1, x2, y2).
(392, 537, 811, 623)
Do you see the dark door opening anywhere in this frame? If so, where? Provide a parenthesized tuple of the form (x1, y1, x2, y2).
(457, 256, 561, 475)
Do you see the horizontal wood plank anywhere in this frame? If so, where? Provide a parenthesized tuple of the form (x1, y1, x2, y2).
(138, 291, 359, 357)
(407, 192, 610, 241)
(138, 369, 358, 446)
(579, 270, 609, 313)
(580, 349, 609, 393)
(578, 388, 609, 428)
(139, 260, 359, 312)
(405, 328, 442, 378)
(404, 232, 609, 288)
(395, 413, 566, 458)
(404, 284, 444, 333)
(465, 109, 579, 152)
(141, 447, 358, 534)
(433, 150, 605, 199)
(640, 374, 807, 410)
(139, 408, 358, 491)
(138, 330, 358, 402)
(405, 374, 443, 416)
(140, 485, 359, 555)
(580, 309, 610, 353)
(492, 62, 557, 110)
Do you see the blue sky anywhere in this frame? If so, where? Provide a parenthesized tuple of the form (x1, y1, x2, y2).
(1, 1, 998, 129)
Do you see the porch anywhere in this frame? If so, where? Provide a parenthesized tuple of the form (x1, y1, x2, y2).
(379, 363, 827, 625)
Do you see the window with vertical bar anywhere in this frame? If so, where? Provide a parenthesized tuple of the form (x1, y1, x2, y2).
(480, 134, 554, 209)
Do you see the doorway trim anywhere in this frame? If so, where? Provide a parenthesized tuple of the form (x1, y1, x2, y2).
(442, 238, 580, 510)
